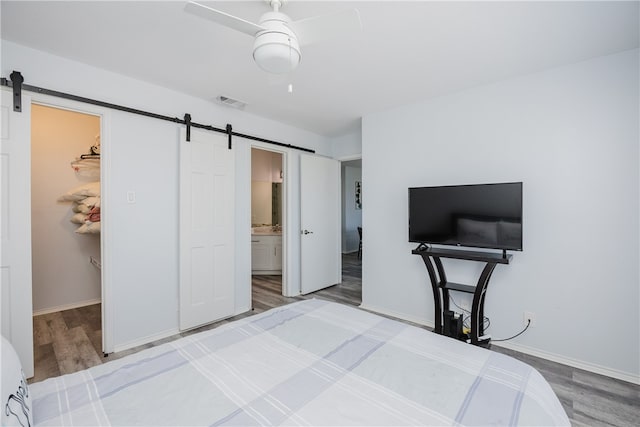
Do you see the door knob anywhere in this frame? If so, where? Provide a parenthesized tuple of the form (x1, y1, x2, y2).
(302, 229, 313, 235)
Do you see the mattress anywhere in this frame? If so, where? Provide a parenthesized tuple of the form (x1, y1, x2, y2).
(30, 299, 569, 426)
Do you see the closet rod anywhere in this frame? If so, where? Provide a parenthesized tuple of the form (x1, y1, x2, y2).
(0, 71, 316, 154)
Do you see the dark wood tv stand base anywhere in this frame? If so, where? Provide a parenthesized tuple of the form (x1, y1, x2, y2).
(412, 246, 512, 346)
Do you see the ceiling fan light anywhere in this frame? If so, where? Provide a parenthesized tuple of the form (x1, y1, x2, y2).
(253, 32, 301, 74)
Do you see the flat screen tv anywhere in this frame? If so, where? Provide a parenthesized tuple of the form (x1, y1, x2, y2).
(408, 182, 523, 251)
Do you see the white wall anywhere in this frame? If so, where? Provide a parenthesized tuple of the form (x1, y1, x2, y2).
(331, 125, 362, 160)
(31, 105, 101, 313)
(361, 49, 639, 382)
(2, 40, 330, 351)
(341, 165, 362, 253)
(251, 181, 272, 225)
(251, 148, 283, 182)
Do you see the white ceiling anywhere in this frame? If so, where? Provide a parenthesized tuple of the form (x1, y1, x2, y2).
(1, 1, 638, 137)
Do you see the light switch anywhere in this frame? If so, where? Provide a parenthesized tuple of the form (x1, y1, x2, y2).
(127, 191, 136, 204)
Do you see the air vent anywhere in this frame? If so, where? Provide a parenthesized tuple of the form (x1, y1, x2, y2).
(216, 95, 247, 110)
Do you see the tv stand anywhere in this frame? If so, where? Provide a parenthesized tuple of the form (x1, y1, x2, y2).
(412, 246, 512, 346)
(415, 243, 430, 251)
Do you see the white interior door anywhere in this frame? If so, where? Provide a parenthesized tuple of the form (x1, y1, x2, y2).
(1, 90, 34, 377)
(300, 154, 341, 294)
(179, 128, 235, 330)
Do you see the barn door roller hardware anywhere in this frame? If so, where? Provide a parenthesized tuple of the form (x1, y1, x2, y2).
(226, 124, 233, 149)
(0, 70, 315, 153)
(184, 113, 192, 142)
(10, 71, 23, 112)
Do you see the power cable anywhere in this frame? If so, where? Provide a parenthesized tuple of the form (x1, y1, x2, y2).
(493, 320, 531, 342)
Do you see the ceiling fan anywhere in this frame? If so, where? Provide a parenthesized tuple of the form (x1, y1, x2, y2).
(184, 0, 362, 74)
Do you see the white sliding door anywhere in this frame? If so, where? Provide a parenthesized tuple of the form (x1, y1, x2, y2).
(1, 90, 34, 377)
(179, 128, 235, 330)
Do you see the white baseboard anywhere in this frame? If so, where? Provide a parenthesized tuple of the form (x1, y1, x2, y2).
(493, 341, 640, 385)
(113, 327, 180, 354)
(359, 303, 639, 385)
(359, 303, 435, 329)
(32, 298, 101, 316)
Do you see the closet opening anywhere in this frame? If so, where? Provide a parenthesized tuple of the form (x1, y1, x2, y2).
(250, 147, 285, 303)
(30, 104, 103, 380)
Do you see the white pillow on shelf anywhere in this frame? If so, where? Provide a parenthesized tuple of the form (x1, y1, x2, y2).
(70, 213, 87, 224)
(78, 196, 100, 208)
(1, 336, 33, 427)
(72, 202, 91, 214)
(58, 181, 100, 202)
(76, 221, 101, 234)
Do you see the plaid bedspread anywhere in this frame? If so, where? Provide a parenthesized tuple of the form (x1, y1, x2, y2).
(30, 299, 569, 426)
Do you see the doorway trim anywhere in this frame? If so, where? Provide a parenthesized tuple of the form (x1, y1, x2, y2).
(29, 93, 113, 353)
(337, 154, 362, 162)
(249, 143, 292, 297)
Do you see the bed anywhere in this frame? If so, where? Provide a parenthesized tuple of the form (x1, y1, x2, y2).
(3, 299, 569, 426)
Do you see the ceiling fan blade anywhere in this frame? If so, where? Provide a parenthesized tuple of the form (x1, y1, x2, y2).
(184, 1, 265, 37)
(287, 8, 362, 47)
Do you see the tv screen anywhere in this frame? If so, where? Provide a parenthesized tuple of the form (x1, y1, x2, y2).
(408, 182, 523, 251)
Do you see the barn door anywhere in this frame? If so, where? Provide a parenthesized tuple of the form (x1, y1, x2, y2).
(179, 128, 235, 330)
(1, 90, 34, 377)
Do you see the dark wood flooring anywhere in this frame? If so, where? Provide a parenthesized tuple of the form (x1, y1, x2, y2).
(32, 253, 639, 426)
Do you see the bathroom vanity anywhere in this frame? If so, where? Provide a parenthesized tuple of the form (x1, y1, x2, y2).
(251, 228, 282, 274)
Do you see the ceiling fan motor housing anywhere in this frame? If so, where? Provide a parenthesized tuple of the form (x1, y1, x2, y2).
(253, 11, 301, 74)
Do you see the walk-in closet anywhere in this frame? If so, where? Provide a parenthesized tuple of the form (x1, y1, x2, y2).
(30, 104, 102, 380)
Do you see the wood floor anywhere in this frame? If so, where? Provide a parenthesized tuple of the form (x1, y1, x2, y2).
(32, 253, 639, 426)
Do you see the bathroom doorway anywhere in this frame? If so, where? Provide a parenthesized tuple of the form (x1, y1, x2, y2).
(250, 147, 284, 301)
